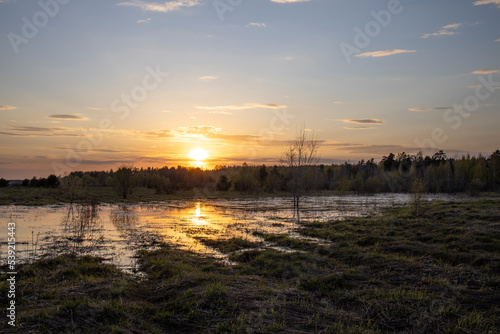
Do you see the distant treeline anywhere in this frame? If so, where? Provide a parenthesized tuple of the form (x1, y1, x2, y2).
(0, 174, 60, 188)
(2, 150, 499, 195)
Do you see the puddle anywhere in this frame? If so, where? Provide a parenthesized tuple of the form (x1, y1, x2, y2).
(0, 193, 463, 271)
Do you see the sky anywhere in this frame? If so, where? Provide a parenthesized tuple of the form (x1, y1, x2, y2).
(0, 0, 499, 179)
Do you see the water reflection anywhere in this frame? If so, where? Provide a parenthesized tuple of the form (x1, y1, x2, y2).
(110, 205, 139, 230)
(0, 194, 464, 270)
(191, 202, 205, 225)
(43, 204, 105, 256)
(109, 205, 163, 252)
(62, 204, 100, 242)
(139, 201, 231, 255)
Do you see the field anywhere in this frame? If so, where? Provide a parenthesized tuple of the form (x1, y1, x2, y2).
(0, 186, 295, 206)
(1, 198, 499, 333)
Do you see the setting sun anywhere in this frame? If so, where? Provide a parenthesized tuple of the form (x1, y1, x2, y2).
(189, 148, 209, 165)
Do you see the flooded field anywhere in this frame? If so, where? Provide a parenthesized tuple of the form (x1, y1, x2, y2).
(0, 194, 463, 271)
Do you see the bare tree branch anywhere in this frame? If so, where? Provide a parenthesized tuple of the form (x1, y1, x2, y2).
(279, 124, 321, 211)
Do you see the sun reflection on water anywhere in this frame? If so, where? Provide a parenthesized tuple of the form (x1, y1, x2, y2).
(191, 202, 204, 225)
(0, 194, 442, 271)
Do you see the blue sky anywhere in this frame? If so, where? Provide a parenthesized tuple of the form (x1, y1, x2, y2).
(0, 0, 499, 178)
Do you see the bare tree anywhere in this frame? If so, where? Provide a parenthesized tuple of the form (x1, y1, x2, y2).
(280, 125, 321, 212)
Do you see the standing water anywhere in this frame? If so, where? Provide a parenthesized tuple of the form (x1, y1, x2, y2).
(0, 194, 460, 271)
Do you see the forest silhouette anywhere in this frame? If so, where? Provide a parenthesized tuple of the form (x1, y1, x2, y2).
(5, 150, 499, 198)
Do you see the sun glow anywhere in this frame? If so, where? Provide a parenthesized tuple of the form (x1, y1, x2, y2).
(189, 148, 209, 167)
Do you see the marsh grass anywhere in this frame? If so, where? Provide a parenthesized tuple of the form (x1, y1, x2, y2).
(0, 186, 294, 206)
(1, 198, 499, 333)
(253, 232, 320, 251)
(0, 186, 173, 205)
(196, 237, 261, 253)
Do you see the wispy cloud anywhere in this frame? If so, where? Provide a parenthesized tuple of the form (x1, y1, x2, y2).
(46, 114, 88, 121)
(355, 49, 416, 58)
(209, 111, 233, 115)
(322, 143, 476, 158)
(443, 23, 462, 30)
(0, 125, 265, 143)
(55, 146, 126, 154)
(330, 119, 385, 130)
(467, 86, 499, 91)
(409, 107, 453, 111)
(321, 142, 364, 148)
(344, 126, 375, 130)
(137, 18, 152, 23)
(409, 107, 455, 112)
(117, 0, 201, 13)
(169, 126, 261, 143)
(408, 107, 433, 112)
(341, 144, 420, 155)
(246, 22, 267, 28)
(136, 129, 174, 140)
(473, 0, 500, 8)
(196, 103, 287, 111)
(270, 0, 312, 3)
(126, 126, 264, 143)
(0, 126, 84, 137)
(421, 23, 462, 38)
(199, 76, 218, 81)
(496, 39, 500, 42)
(472, 69, 499, 74)
(342, 119, 385, 124)
(10, 126, 67, 132)
(0, 105, 17, 110)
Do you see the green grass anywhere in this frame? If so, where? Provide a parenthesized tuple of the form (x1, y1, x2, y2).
(1, 198, 500, 333)
(0, 186, 200, 205)
(253, 232, 320, 251)
(0, 187, 64, 205)
(0, 186, 297, 205)
(196, 237, 261, 253)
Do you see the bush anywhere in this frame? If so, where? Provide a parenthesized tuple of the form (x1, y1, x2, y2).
(410, 177, 427, 216)
(0, 178, 9, 187)
(61, 175, 83, 203)
(468, 178, 485, 197)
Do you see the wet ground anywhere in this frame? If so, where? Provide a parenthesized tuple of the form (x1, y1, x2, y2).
(0, 193, 464, 271)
